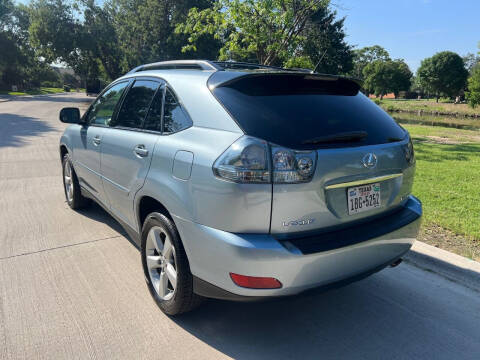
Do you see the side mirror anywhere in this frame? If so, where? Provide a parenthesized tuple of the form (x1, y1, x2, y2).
(59, 107, 81, 124)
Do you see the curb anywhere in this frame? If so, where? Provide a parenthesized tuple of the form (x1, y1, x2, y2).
(404, 241, 480, 292)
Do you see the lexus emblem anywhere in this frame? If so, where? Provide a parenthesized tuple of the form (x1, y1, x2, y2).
(362, 153, 377, 168)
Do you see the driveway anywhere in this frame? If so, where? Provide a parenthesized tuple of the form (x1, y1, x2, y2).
(1, 93, 479, 360)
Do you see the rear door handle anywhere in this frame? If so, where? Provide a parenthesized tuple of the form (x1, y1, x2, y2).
(134, 145, 149, 157)
(92, 136, 101, 146)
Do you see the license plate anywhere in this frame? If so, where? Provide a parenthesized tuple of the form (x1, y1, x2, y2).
(347, 183, 381, 215)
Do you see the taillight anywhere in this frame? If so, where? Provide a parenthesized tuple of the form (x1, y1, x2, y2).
(271, 146, 316, 183)
(405, 137, 415, 165)
(212, 136, 270, 183)
(213, 136, 317, 184)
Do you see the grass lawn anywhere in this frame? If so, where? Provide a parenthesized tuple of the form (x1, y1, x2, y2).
(393, 112, 480, 130)
(403, 124, 480, 259)
(378, 99, 480, 117)
(0, 87, 69, 96)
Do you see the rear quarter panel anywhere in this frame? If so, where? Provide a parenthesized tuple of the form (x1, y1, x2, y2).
(136, 126, 272, 233)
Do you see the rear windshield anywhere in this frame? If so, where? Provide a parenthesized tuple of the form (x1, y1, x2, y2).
(211, 74, 406, 150)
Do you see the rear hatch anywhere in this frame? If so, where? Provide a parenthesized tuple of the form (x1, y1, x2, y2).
(209, 72, 415, 236)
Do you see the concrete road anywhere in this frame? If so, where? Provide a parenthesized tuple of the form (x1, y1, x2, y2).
(1, 93, 479, 360)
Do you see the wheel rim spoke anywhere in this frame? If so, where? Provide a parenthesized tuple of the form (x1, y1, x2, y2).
(146, 255, 161, 269)
(64, 164, 74, 201)
(162, 235, 173, 257)
(149, 230, 163, 254)
(157, 272, 169, 297)
(165, 263, 177, 289)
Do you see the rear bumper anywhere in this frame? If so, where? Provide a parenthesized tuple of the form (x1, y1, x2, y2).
(174, 195, 422, 299)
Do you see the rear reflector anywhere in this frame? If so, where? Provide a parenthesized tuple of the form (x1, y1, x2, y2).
(230, 273, 282, 289)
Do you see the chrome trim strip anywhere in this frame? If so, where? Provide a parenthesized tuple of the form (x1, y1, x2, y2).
(325, 173, 403, 190)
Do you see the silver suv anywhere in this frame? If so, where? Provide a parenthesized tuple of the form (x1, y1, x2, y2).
(59, 60, 422, 315)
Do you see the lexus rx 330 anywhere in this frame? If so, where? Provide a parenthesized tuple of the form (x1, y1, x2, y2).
(59, 60, 422, 315)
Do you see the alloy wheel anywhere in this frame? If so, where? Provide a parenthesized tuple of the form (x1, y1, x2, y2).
(145, 226, 177, 301)
(64, 161, 74, 203)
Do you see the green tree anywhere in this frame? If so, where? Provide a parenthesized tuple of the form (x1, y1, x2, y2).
(290, 5, 353, 74)
(466, 64, 480, 108)
(25, 0, 221, 83)
(417, 51, 468, 102)
(0, 0, 17, 87)
(283, 56, 314, 70)
(363, 59, 412, 99)
(79, 0, 123, 80)
(0, 0, 52, 89)
(112, 0, 219, 72)
(390, 60, 413, 97)
(176, 0, 330, 66)
(410, 75, 427, 96)
(28, 0, 79, 65)
(0, 0, 13, 23)
(463, 52, 480, 74)
(351, 45, 390, 78)
(28, 0, 109, 83)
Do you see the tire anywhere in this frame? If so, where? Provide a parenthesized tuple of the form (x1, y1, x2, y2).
(62, 154, 90, 210)
(141, 212, 203, 315)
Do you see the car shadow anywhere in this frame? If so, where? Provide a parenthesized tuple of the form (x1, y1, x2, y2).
(170, 266, 478, 359)
(73, 201, 144, 250)
(0, 113, 56, 148)
(75, 202, 128, 237)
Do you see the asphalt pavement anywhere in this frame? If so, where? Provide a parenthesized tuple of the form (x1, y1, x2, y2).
(1, 93, 479, 360)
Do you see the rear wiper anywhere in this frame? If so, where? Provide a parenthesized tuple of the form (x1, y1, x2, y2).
(302, 131, 368, 145)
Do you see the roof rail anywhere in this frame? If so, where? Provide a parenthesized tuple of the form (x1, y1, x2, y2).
(127, 60, 221, 74)
(212, 61, 286, 71)
(126, 59, 313, 75)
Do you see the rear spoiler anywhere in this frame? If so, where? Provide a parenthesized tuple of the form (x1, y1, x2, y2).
(207, 71, 363, 91)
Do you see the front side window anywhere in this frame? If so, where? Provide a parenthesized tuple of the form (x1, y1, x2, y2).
(113, 80, 160, 129)
(86, 81, 129, 126)
(163, 88, 192, 134)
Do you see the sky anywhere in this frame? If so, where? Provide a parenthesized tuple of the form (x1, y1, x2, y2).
(335, 0, 480, 72)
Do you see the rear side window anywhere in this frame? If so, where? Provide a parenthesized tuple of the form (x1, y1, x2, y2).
(211, 74, 406, 150)
(86, 82, 128, 126)
(143, 86, 164, 132)
(113, 80, 159, 128)
(163, 88, 192, 134)
(144, 87, 192, 134)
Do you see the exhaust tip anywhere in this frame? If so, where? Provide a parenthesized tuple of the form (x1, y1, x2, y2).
(390, 258, 403, 268)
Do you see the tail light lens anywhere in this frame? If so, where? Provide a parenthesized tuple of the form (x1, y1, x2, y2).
(213, 136, 317, 184)
(271, 146, 316, 183)
(212, 136, 270, 183)
(405, 137, 415, 165)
